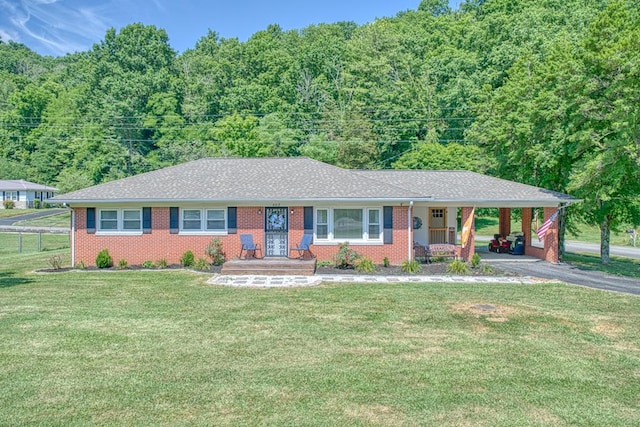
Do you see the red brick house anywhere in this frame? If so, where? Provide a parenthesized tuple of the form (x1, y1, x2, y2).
(52, 157, 577, 267)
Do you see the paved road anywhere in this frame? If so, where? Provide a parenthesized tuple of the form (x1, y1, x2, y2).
(0, 209, 67, 226)
(565, 240, 640, 259)
(490, 260, 640, 296)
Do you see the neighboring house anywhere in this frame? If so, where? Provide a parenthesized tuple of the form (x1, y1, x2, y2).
(0, 180, 58, 209)
(51, 157, 577, 267)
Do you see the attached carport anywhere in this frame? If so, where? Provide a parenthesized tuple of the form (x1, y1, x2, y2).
(357, 169, 580, 263)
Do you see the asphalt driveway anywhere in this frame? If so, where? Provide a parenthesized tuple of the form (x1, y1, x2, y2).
(490, 259, 640, 296)
(0, 209, 67, 226)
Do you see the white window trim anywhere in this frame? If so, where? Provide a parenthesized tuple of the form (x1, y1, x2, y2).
(96, 208, 143, 235)
(5, 191, 19, 201)
(314, 207, 383, 244)
(179, 208, 228, 235)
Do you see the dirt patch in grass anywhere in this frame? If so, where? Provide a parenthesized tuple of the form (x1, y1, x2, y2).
(451, 302, 522, 323)
(592, 320, 624, 338)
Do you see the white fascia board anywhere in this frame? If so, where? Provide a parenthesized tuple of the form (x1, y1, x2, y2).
(59, 197, 434, 207)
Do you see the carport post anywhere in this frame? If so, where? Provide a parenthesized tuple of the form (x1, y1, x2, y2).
(499, 208, 511, 237)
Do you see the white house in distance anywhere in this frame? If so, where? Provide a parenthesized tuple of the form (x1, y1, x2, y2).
(0, 180, 58, 209)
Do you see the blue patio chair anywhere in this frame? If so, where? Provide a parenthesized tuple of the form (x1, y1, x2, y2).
(289, 234, 314, 259)
(239, 234, 263, 259)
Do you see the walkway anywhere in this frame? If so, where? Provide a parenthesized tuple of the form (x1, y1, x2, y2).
(208, 274, 549, 288)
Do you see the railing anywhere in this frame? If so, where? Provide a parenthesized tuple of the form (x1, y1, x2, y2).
(429, 227, 456, 244)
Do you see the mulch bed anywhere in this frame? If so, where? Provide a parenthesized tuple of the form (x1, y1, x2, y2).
(316, 262, 514, 276)
(39, 262, 514, 277)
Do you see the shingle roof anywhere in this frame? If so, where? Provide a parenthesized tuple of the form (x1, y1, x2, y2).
(52, 157, 577, 206)
(0, 180, 57, 192)
(52, 157, 423, 203)
(356, 170, 576, 206)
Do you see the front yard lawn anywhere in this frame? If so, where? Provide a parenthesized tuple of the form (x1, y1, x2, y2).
(1, 250, 639, 425)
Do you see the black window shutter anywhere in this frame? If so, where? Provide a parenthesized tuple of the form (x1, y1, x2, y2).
(170, 207, 179, 234)
(383, 206, 393, 244)
(227, 207, 237, 234)
(87, 208, 96, 234)
(304, 206, 313, 231)
(142, 207, 152, 234)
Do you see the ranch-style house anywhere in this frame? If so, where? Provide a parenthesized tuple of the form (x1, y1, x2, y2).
(51, 157, 577, 267)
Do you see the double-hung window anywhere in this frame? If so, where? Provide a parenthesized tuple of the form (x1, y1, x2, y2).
(122, 210, 141, 230)
(315, 208, 382, 242)
(4, 191, 18, 201)
(99, 210, 118, 230)
(181, 208, 227, 233)
(98, 209, 141, 232)
(182, 209, 202, 230)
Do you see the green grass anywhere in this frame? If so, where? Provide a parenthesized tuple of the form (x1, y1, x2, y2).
(1, 250, 639, 425)
(563, 253, 640, 279)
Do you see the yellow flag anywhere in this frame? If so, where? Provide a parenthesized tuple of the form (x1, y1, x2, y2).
(461, 207, 475, 249)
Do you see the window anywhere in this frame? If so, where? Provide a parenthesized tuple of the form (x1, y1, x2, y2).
(180, 208, 227, 233)
(98, 209, 142, 232)
(99, 210, 118, 230)
(206, 209, 225, 230)
(183, 209, 202, 230)
(123, 210, 141, 230)
(316, 209, 328, 239)
(315, 207, 382, 242)
(368, 209, 380, 239)
(4, 191, 18, 201)
(334, 209, 363, 239)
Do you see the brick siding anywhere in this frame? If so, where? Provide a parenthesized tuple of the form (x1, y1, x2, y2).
(73, 205, 412, 267)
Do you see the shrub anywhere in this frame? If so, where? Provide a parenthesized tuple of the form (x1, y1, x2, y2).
(471, 253, 481, 268)
(481, 264, 495, 274)
(33, 200, 41, 209)
(401, 260, 421, 274)
(355, 257, 377, 273)
(3, 200, 15, 209)
(194, 257, 210, 271)
(383, 257, 390, 268)
(141, 260, 154, 269)
(75, 260, 86, 270)
(48, 254, 63, 270)
(334, 242, 360, 269)
(447, 259, 470, 275)
(155, 258, 168, 269)
(95, 249, 113, 269)
(117, 259, 128, 269)
(316, 260, 333, 267)
(205, 238, 225, 266)
(180, 250, 195, 267)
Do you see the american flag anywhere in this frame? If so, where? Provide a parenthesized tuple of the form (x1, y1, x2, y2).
(536, 210, 559, 241)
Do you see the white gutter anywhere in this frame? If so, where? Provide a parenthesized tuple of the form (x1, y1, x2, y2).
(70, 208, 75, 267)
(408, 201, 414, 261)
(53, 197, 435, 205)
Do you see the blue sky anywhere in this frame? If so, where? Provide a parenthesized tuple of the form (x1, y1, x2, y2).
(0, 0, 463, 57)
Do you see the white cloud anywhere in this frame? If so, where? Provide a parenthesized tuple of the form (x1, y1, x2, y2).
(0, 0, 118, 55)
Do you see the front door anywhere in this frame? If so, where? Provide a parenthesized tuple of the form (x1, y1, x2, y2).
(428, 208, 448, 244)
(265, 207, 288, 257)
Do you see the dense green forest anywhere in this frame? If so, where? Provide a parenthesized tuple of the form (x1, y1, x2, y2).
(0, 0, 638, 262)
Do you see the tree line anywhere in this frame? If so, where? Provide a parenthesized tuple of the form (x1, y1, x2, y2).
(0, 0, 638, 262)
